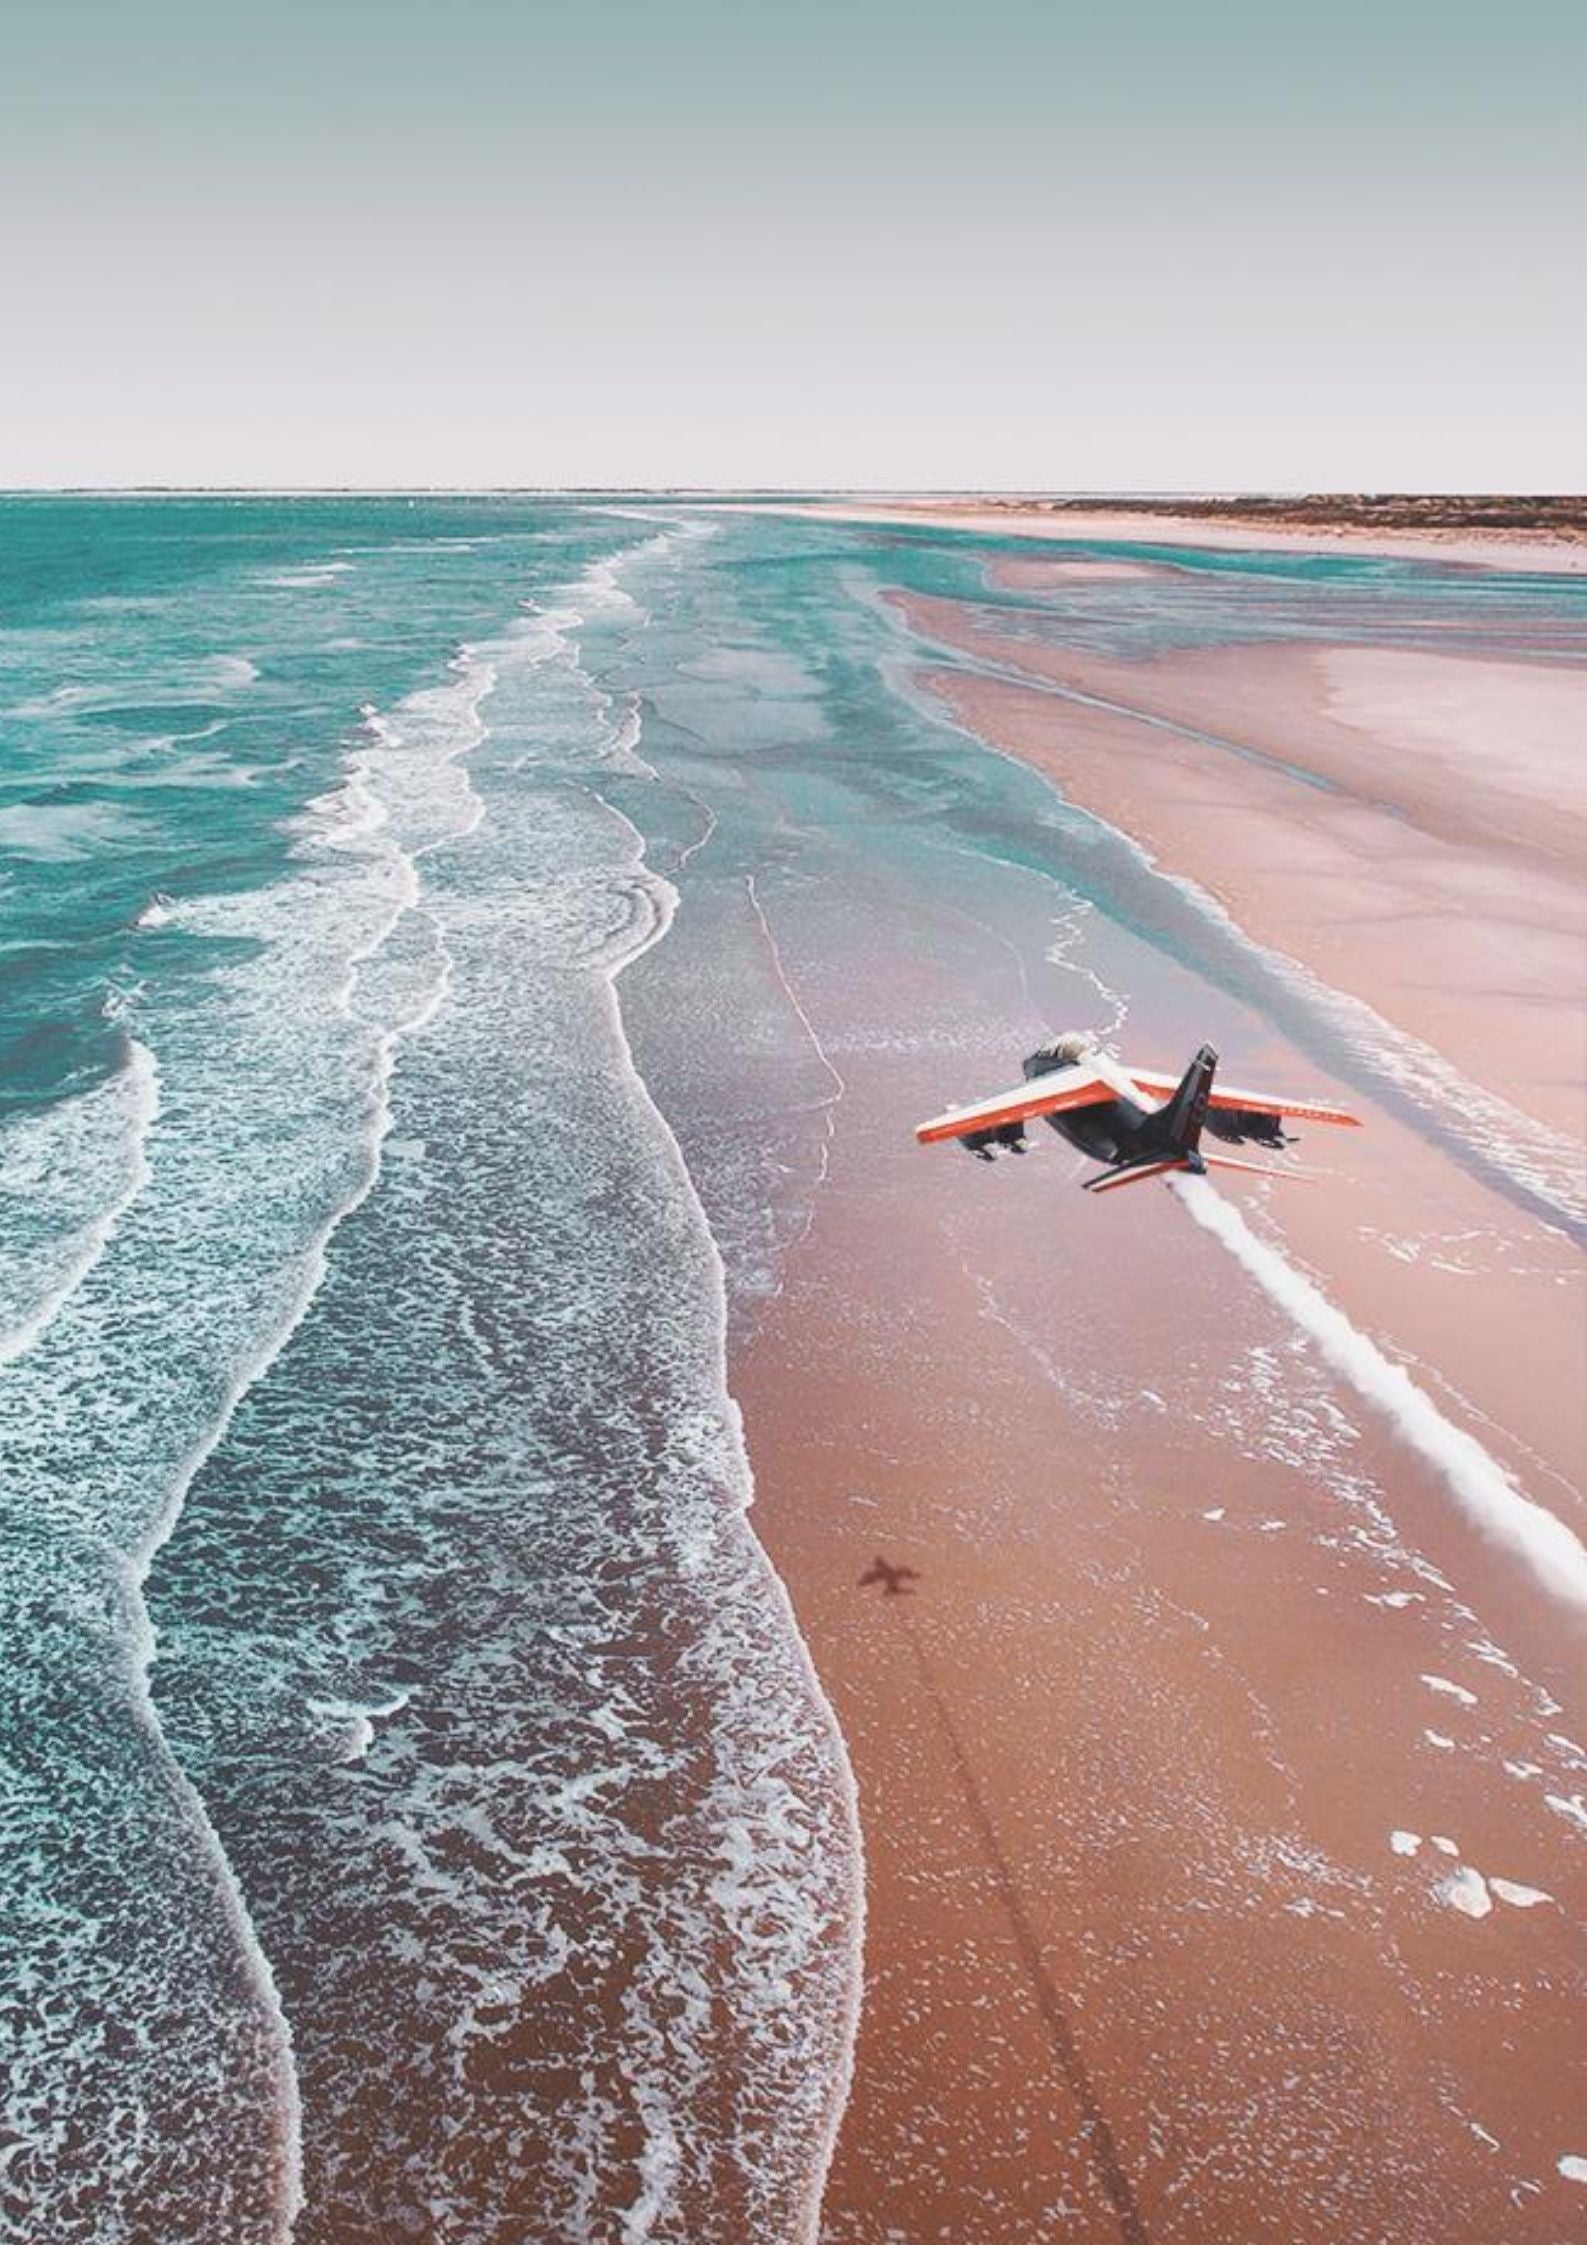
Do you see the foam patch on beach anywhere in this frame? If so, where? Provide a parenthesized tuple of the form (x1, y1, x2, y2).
(1489, 1877, 1553, 1909)
(1174, 1178, 1587, 1617)
(1437, 1865, 1493, 1918)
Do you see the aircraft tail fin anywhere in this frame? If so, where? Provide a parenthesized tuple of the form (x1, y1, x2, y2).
(1155, 1043, 1218, 1156)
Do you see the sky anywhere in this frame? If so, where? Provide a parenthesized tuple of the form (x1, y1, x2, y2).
(4, 0, 1583, 489)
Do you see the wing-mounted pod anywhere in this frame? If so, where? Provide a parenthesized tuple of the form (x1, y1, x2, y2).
(1202, 1107, 1293, 1148)
(958, 1120, 1029, 1161)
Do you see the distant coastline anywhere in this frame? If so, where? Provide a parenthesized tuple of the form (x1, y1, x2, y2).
(760, 492, 1587, 573)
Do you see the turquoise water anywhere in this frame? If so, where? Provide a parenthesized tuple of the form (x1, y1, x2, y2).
(2, 500, 1583, 2241)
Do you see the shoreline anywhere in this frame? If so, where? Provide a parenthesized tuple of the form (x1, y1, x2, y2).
(605, 825, 868, 2245)
(755, 497, 1587, 575)
(596, 512, 1587, 2240)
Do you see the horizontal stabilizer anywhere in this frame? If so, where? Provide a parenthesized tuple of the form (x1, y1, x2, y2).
(1083, 1158, 1188, 1194)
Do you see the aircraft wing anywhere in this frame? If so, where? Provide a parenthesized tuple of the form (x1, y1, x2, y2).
(915, 1063, 1111, 1146)
(1125, 1068, 1361, 1127)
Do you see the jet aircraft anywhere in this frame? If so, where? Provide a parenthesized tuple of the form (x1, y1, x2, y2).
(916, 1031, 1360, 1194)
(858, 1556, 920, 1597)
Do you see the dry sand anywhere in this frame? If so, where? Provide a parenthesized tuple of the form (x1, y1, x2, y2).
(766, 498, 1587, 575)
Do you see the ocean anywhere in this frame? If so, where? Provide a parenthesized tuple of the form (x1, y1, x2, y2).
(2, 498, 1582, 2242)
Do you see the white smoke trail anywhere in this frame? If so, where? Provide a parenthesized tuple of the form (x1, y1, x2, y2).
(1174, 1176, 1587, 1616)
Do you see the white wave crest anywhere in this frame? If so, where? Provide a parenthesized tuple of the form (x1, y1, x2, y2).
(1174, 1177, 1587, 1615)
(260, 563, 354, 590)
(0, 1041, 160, 1368)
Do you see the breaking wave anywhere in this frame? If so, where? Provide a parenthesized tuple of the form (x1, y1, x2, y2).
(0, 1039, 159, 1368)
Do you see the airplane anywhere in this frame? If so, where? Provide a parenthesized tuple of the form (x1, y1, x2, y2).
(915, 1030, 1360, 1194)
(858, 1556, 920, 1597)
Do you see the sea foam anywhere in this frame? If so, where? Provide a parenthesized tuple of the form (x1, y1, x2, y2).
(122, 521, 859, 2245)
(0, 620, 499, 2240)
(0, 1039, 159, 1367)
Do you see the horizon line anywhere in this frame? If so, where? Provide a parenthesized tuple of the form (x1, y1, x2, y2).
(2, 485, 1582, 502)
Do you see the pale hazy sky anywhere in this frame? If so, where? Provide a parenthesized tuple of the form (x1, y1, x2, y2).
(4, 0, 1583, 488)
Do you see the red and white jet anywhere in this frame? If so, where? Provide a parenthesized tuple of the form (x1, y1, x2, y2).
(916, 1030, 1360, 1195)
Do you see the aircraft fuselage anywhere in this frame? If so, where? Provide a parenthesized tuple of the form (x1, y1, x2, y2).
(1023, 1045, 1192, 1168)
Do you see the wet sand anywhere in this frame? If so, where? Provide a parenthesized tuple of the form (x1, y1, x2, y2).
(991, 557, 1177, 588)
